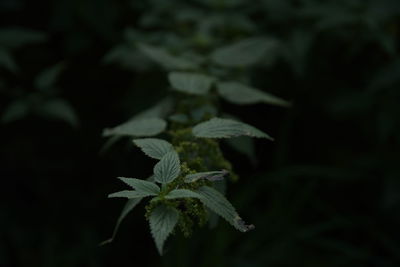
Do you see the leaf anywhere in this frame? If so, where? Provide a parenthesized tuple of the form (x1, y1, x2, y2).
(0, 28, 47, 48)
(138, 43, 198, 70)
(225, 137, 257, 165)
(103, 118, 167, 137)
(0, 48, 18, 73)
(217, 81, 290, 107)
(1, 100, 29, 123)
(154, 151, 181, 184)
(165, 189, 202, 199)
(196, 186, 254, 232)
(37, 99, 79, 127)
(133, 138, 174, 160)
(168, 72, 215, 95)
(108, 190, 155, 199)
(117, 177, 160, 195)
(101, 176, 155, 245)
(149, 205, 180, 255)
(211, 37, 278, 67)
(192, 118, 273, 140)
(185, 170, 228, 183)
(133, 97, 174, 120)
(34, 63, 65, 90)
(165, 186, 254, 232)
(99, 198, 142, 246)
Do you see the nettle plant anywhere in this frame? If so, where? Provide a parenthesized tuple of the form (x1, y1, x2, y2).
(102, 2, 289, 255)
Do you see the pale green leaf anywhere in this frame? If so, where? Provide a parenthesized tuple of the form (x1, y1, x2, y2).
(103, 118, 167, 137)
(185, 170, 228, 183)
(108, 190, 154, 199)
(196, 186, 254, 232)
(165, 189, 202, 199)
(133, 138, 174, 160)
(149, 205, 179, 255)
(192, 118, 273, 140)
(217, 81, 290, 107)
(211, 37, 278, 67)
(117, 177, 160, 195)
(154, 151, 181, 184)
(168, 72, 215, 95)
(138, 43, 198, 70)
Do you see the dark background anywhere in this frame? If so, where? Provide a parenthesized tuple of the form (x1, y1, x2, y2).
(1, 0, 400, 266)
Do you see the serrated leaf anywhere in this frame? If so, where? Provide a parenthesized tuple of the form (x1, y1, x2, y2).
(34, 63, 65, 90)
(164, 186, 254, 232)
(185, 170, 228, 183)
(192, 118, 273, 140)
(108, 190, 154, 199)
(138, 43, 198, 70)
(103, 118, 167, 137)
(0, 48, 18, 73)
(149, 205, 179, 255)
(99, 198, 142, 246)
(165, 189, 202, 199)
(217, 81, 290, 107)
(196, 186, 254, 232)
(168, 72, 215, 95)
(117, 177, 160, 195)
(154, 151, 181, 184)
(211, 37, 278, 67)
(133, 138, 174, 160)
(0, 28, 47, 48)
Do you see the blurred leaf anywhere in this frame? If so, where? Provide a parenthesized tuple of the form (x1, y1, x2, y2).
(0, 48, 18, 73)
(37, 99, 78, 127)
(138, 43, 198, 70)
(35, 63, 65, 90)
(149, 205, 179, 255)
(217, 81, 290, 107)
(133, 138, 174, 160)
(1, 100, 29, 123)
(0, 27, 47, 48)
(211, 37, 278, 67)
(225, 136, 257, 164)
(193, 118, 273, 139)
(168, 72, 215, 95)
(153, 151, 181, 184)
(103, 118, 167, 137)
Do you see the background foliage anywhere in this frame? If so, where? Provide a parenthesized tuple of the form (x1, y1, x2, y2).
(1, 0, 400, 266)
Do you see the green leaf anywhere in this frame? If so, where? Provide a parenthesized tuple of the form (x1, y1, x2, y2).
(196, 186, 254, 232)
(0, 28, 47, 48)
(149, 205, 180, 255)
(37, 99, 79, 127)
(225, 137, 257, 164)
(34, 63, 65, 90)
(99, 198, 142, 246)
(165, 186, 254, 232)
(217, 81, 290, 107)
(165, 189, 202, 199)
(133, 97, 174, 120)
(138, 43, 198, 70)
(117, 177, 160, 195)
(211, 37, 278, 67)
(0, 48, 18, 73)
(133, 138, 174, 160)
(168, 72, 215, 95)
(103, 118, 167, 137)
(108, 190, 155, 198)
(154, 151, 181, 184)
(185, 170, 228, 183)
(192, 118, 273, 140)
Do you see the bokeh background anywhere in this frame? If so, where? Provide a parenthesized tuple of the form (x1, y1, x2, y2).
(1, 0, 400, 266)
